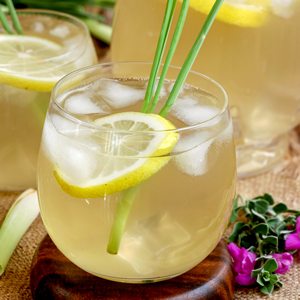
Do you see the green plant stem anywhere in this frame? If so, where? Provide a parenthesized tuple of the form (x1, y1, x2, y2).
(106, 185, 140, 255)
(0, 4, 14, 33)
(0, 189, 40, 275)
(81, 18, 112, 44)
(148, 0, 190, 113)
(159, 0, 224, 117)
(140, 0, 176, 113)
(5, 0, 23, 34)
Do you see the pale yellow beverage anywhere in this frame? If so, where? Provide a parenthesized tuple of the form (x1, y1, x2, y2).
(38, 62, 236, 283)
(111, 0, 300, 177)
(0, 10, 97, 190)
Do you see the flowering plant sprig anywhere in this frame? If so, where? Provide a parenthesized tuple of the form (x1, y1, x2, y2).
(228, 193, 300, 295)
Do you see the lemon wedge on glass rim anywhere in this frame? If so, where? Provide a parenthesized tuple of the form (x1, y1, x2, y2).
(54, 112, 178, 198)
(181, 0, 271, 27)
(0, 34, 68, 92)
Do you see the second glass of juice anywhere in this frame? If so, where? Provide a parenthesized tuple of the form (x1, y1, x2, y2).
(38, 62, 236, 283)
(0, 9, 97, 190)
(111, 0, 300, 177)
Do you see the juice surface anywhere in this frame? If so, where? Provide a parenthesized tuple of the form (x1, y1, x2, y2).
(38, 76, 236, 282)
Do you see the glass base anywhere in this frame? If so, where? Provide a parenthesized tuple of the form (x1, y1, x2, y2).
(236, 134, 289, 178)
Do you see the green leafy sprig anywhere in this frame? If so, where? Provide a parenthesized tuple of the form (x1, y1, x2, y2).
(229, 194, 300, 294)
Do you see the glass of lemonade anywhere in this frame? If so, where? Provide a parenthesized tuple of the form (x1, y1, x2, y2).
(111, 0, 300, 177)
(37, 61, 236, 283)
(0, 9, 98, 190)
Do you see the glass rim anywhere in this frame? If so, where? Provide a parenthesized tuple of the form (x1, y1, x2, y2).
(51, 61, 230, 134)
(0, 9, 90, 69)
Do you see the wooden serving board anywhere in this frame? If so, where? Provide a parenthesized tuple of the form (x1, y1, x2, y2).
(30, 235, 235, 300)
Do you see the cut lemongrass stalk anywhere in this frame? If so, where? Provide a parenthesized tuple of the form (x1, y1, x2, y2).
(5, 0, 23, 34)
(0, 189, 40, 275)
(0, 4, 14, 34)
(159, 0, 224, 117)
(81, 18, 112, 45)
(148, 0, 190, 113)
(106, 185, 140, 255)
(140, 0, 177, 113)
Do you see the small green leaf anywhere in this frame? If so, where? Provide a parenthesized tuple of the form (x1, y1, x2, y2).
(257, 274, 264, 286)
(263, 258, 278, 273)
(267, 217, 282, 229)
(276, 222, 286, 234)
(261, 193, 275, 205)
(270, 274, 279, 285)
(260, 282, 274, 294)
(252, 223, 269, 235)
(254, 199, 270, 214)
(277, 281, 283, 287)
(251, 209, 267, 222)
(252, 266, 263, 277)
(227, 222, 249, 243)
(262, 236, 278, 247)
(273, 203, 288, 214)
(229, 196, 242, 223)
(247, 246, 257, 253)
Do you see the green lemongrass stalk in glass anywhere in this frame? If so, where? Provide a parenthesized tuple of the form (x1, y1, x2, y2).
(147, 0, 190, 113)
(140, 0, 177, 113)
(0, 0, 23, 34)
(0, 189, 40, 275)
(106, 0, 224, 255)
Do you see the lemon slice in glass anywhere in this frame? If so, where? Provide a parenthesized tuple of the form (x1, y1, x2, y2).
(0, 35, 66, 92)
(54, 112, 178, 198)
(182, 0, 271, 27)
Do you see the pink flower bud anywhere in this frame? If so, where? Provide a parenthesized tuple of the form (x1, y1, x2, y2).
(227, 243, 257, 286)
(271, 252, 293, 274)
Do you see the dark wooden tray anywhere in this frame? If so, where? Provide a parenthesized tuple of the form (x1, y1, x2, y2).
(30, 235, 235, 300)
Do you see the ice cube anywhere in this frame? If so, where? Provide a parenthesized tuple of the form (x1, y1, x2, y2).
(64, 94, 105, 114)
(49, 25, 70, 39)
(31, 22, 44, 33)
(170, 97, 220, 125)
(173, 138, 214, 176)
(97, 80, 145, 109)
(118, 212, 190, 275)
(271, 0, 294, 18)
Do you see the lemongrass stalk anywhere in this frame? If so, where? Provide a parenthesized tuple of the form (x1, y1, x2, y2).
(148, 0, 190, 113)
(159, 0, 224, 117)
(0, 4, 13, 34)
(140, 0, 177, 113)
(107, 185, 139, 254)
(0, 189, 40, 275)
(5, 0, 23, 34)
(81, 18, 112, 45)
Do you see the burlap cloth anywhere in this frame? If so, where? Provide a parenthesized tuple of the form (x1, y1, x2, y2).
(1, 38, 300, 298)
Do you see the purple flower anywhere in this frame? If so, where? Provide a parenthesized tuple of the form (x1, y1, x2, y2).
(227, 242, 257, 286)
(270, 253, 293, 274)
(285, 216, 300, 251)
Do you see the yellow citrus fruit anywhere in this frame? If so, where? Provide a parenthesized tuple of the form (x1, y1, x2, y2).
(0, 35, 67, 92)
(54, 112, 178, 198)
(180, 0, 271, 27)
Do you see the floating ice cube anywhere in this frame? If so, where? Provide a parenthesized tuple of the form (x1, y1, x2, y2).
(173, 138, 214, 176)
(170, 97, 220, 125)
(97, 80, 145, 109)
(31, 22, 44, 33)
(64, 94, 106, 114)
(50, 25, 70, 39)
(271, 0, 294, 18)
(118, 212, 191, 275)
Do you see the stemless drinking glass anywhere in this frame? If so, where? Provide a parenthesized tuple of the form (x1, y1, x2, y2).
(111, 0, 300, 177)
(38, 62, 236, 283)
(0, 9, 97, 190)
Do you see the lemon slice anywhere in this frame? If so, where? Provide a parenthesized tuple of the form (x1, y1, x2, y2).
(181, 0, 271, 27)
(0, 35, 66, 92)
(54, 112, 178, 198)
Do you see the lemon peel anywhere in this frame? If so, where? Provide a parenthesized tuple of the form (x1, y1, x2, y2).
(0, 35, 64, 92)
(180, 0, 271, 27)
(54, 112, 178, 198)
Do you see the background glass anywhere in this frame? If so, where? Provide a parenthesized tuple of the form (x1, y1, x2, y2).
(0, 9, 98, 190)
